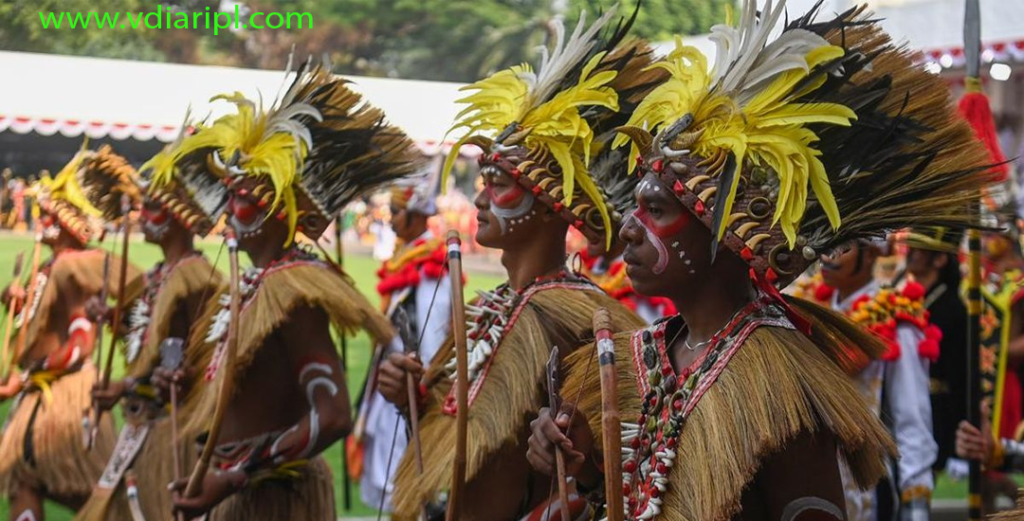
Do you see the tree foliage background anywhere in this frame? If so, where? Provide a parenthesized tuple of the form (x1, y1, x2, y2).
(0, 0, 729, 82)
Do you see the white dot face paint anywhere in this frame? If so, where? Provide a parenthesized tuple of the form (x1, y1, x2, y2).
(490, 190, 535, 235)
(626, 209, 670, 275)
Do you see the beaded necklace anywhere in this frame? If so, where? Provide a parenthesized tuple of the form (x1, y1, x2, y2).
(203, 247, 315, 381)
(124, 251, 203, 364)
(621, 293, 793, 520)
(441, 268, 597, 414)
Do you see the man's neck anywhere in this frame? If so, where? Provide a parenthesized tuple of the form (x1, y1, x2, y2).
(247, 243, 288, 269)
(914, 270, 940, 293)
(160, 233, 194, 266)
(672, 274, 753, 345)
(49, 236, 81, 256)
(402, 224, 429, 243)
(834, 274, 875, 303)
(500, 233, 567, 292)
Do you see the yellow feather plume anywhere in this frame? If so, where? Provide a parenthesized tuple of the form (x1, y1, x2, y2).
(442, 52, 619, 246)
(617, 38, 855, 247)
(141, 110, 198, 192)
(48, 141, 102, 218)
(175, 93, 309, 246)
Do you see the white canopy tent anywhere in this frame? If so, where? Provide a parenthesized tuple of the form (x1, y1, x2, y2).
(0, 50, 470, 155)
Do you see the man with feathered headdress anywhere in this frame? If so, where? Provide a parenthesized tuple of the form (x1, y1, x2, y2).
(348, 162, 455, 513)
(74, 124, 226, 521)
(378, 7, 660, 520)
(526, 1, 993, 519)
(0, 146, 140, 521)
(166, 59, 418, 520)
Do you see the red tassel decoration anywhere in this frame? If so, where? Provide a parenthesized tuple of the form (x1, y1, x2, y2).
(957, 79, 1008, 182)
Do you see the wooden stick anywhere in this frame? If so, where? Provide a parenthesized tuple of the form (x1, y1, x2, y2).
(393, 305, 428, 521)
(93, 199, 133, 446)
(186, 230, 240, 498)
(554, 440, 571, 521)
(1, 252, 25, 379)
(405, 369, 428, 521)
(101, 200, 133, 389)
(84, 252, 111, 450)
(171, 371, 185, 521)
(445, 231, 469, 521)
(593, 307, 623, 521)
(545, 345, 571, 521)
(967, 225, 983, 521)
(335, 215, 353, 512)
(962, 1, 984, 518)
(8, 234, 43, 382)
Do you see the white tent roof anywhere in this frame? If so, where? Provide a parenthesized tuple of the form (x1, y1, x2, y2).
(0, 51, 470, 154)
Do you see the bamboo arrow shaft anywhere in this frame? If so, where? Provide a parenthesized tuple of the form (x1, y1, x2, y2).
(1, 253, 25, 380)
(9, 235, 43, 382)
(186, 233, 240, 498)
(594, 307, 623, 521)
(405, 370, 428, 521)
(85, 252, 111, 451)
(445, 231, 469, 521)
(102, 217, 132, 388)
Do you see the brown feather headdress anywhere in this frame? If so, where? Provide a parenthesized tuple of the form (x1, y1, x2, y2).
(616, 0, 992, 289)
(441, 4, 668, 248)
(174, 58, 422, 245)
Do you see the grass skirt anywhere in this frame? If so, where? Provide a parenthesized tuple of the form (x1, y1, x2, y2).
(0, 363, 116, 499)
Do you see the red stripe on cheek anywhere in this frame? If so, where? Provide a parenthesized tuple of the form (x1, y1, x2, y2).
(142, 207, 169, 225)
(489, 184, 527, 208)
(636, 206, 692, 239)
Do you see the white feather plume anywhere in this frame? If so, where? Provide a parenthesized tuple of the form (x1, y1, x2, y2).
(526, 8, 618, 110)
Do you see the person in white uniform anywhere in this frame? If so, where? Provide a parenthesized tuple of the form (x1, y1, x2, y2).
(357, 172, 452, 512)
(820, 239, 938, 521)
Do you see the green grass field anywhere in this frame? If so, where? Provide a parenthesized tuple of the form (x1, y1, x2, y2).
(0, 233, 503, 520)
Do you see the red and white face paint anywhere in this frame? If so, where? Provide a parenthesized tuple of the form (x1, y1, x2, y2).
(625, 197, 694, 275)
(39, 213, 61, 241)
(227, 190, 266, 239)
(482, 166, 535, 235)
(141, 203, 172, 240)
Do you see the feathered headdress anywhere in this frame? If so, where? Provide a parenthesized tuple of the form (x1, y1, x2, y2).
(391, 155, 441, 216)
(136, 111, 227, 237)
(616, 0, 991, 288)
(904, 227, 963, 255)
(176, 58, 421, 246)
(78, 144, 142, 222)
(38, 142, 103, 244)
(441, 5, 667, 248)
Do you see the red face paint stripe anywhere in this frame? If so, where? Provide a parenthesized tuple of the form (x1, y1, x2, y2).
(487, 184, 527, 208)
(635, 206, 692, 239)
(141, 206, 170, 225)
